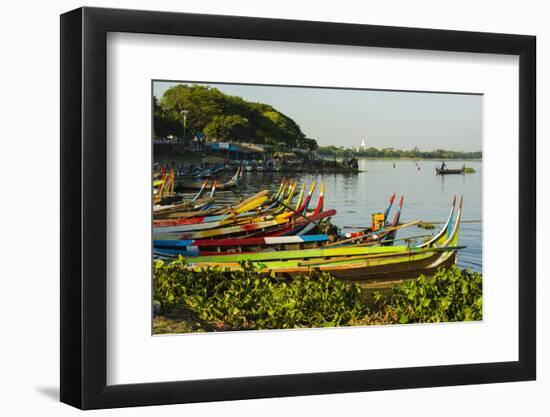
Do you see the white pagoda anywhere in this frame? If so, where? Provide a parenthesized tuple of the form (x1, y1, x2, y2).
(359, 137, 367, 150)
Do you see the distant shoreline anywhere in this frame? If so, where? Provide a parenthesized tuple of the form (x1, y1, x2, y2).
(349, 157, 482, 161)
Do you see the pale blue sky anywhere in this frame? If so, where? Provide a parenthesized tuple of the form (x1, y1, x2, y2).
(153, 81, 482, 152)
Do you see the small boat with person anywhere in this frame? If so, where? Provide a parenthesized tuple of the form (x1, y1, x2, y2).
(435, 161, 465, 175)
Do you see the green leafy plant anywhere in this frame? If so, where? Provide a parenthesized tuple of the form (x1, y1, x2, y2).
(153, 260, 482, 332)
(153, 259, 367, 331)
(378, 266, 483, 324)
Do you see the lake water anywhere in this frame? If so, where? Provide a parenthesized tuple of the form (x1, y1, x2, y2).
(234, 159, 482, 273)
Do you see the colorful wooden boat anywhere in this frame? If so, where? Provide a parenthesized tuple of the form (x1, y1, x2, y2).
(153, 185, 331, 252)
(435, 166, 465, 175)
(152, 184, 288, 228)
(179, 197, 463, 282)
(176, 166, 242, 190)
(154, 234, 330, 257)
(152, 181, 301, 233)
(154, 188, 316, 240)
(154, 207, 337, 241)
(154, 217, 289, 240)
(153, 190, 270, 220)
(240, 209, 336, 238)
(153, 218, 419, 257)
(154, 197, 214, 214)
(340, 194, 403, 245)
(153, 185, 286, 226)
(154, 179, 215, 213)
(154, 170, 176, 204)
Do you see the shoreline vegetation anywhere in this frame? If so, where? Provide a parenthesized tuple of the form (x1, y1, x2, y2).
(153, 261, 482, 334)
(153, 84, 481, 174)
(317, 145, 481, 160)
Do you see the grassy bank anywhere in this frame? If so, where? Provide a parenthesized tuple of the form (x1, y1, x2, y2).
(153, 260, 482, 333)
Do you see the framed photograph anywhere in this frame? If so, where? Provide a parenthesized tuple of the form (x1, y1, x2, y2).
(60, 6, 536, 409)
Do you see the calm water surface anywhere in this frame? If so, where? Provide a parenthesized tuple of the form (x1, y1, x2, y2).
(231, 159, 482, 273)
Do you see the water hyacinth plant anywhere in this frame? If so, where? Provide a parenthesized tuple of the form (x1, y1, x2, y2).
(153, 259, 482, 333)
(154, 260, 367, 331)
(373, 266, 483, 324)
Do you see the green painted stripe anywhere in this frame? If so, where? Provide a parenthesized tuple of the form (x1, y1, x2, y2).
(188, 243, 411, 263)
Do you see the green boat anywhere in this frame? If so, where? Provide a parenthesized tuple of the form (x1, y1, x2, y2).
(184, 197, 464, 282)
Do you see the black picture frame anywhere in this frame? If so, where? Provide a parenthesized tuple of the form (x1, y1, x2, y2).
(60, 6, 536, 410)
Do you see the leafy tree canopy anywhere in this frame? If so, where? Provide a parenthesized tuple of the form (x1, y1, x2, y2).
(154, 84, 314, 149)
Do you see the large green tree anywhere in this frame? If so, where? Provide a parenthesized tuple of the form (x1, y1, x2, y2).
(153, 96, 180, 138)
(203, 115, 250, 142)
(154, 84, 315, 149)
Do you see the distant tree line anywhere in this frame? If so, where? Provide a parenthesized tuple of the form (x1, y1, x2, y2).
(153, 84, 318, 151)
(316, 145, 482, 160)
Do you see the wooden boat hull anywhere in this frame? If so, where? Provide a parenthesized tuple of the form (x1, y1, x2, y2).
(153, 197, 270, 231)
(154, 234, 330, 256)
(179, 197, 463, 282)
(183, 246, 459, 282)
(153, 181, 294, 229)
(176, 180, 238, 190)
(153, 190, 269, 219)
(436, 167, 465, 175)
(153, 212, 278, 233)
(153, 188, 299, 233)
(153, 209, 336, 240)
(153, 197, 214, 214)
(286, 251, 457, 282)
(176, 166, 242, 190)
(229, 209, 336, 238)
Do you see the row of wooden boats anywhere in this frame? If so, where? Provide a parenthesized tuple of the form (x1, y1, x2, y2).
(154, 176, 217, 213)
(153, 175, 465, 283)
(175, 166, 243, 190)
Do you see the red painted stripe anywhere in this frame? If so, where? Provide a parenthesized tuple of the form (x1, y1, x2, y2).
(191, 237, 266, 247)
(242, 223, 261, 231)
(296, 192, 312, 213)
(153, 216, 206, 227)
(313, 194, 324, 215)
